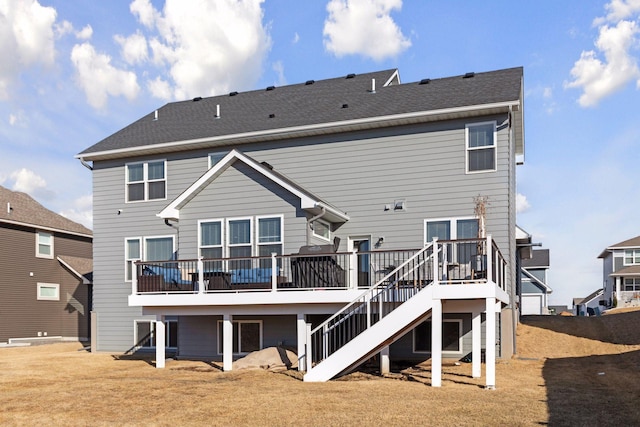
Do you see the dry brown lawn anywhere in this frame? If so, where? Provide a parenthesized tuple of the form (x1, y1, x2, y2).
(2, 311, 640, 426)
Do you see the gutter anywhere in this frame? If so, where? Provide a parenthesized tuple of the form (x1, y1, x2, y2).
(79, 157, 93, 171)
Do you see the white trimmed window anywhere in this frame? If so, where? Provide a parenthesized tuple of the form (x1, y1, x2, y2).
(425, 217, 479, 242)
(125, 238, 141, 281)
(37, 282, 60, 301)
(126, 160, 166, 202)
(208, 152, 227, 169)
(257, 215, 283, 257)
(125, 236, 174, 280)
(466, 122, 497, 173)
(217, 320, 262, 355)
(624, 278, 640, 291)
(624, 249, 640, 265)
(311, 219, 331, 241)
(135, 320, 178, 349)
(413, 319, 463, 354)
(36, 231, 54, 259)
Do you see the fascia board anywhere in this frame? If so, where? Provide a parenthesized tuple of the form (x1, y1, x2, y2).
(0, 218, 92, 239)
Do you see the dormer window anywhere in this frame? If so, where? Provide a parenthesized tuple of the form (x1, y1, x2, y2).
(126, 160, 166, 202)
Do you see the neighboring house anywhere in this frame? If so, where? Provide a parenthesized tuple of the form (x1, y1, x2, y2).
(77, 67, 525, 388)
(547, 305, 571, 316)
(573, 289, 604, 316)
(599, 235, 640, 309)
(0, 186, 93, 343)
(520, 249, 552, 315)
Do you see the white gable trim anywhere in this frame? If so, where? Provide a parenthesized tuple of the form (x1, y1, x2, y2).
(157, 149, 349, 222)
(521, 268, 552, 293)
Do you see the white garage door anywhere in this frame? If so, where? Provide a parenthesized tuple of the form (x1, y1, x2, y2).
(521, 294, 542, 315)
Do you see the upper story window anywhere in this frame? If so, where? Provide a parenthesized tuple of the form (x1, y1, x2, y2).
(624, 249, 640, 265)
(208, 152, 227, 169)
(466, 122, 496, 173)
(311, 219, 331, 241)
(36, 231, 54, 259)
(126, 160, 166, 202)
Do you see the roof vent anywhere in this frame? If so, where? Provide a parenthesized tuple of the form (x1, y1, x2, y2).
(215, 104, 220, 119)
(261, 161, 274, 170)
(463, 72, 475, 79)
(266, 85, 275, 91)
(368, 78, 376, 93)
(192, 96, 202, 102)
(305, 80, 315, 85)
(153, 110, 158, 121)
(342, 104, 348, 109)
(269, 113, 276, 118)
(346, 73, 356, 79)
(229, 91, 238, 96)
(419, 78, 431, 85)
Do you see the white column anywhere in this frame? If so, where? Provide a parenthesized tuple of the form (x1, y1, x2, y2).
(271, 253, 278, 291)
(197, 257, 204, 294)
(485, 297, 496, 389)
(297, 313, 306, 372)
(350, 250, 358, 289)
(305, 323, 313, 374)
(380, 345, 390, 375)
(472, 310, 481, 378)
(155, 316, 166, 369)
(223, 314, 233, 372)
(431, 299, 442, 387)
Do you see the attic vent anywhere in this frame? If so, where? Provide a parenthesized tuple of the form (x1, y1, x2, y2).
(261, 161, 273, 170)
(419, 78, 431, 85)
(229, 91, 238, 96)
(346, 73, 356, 79)
(192, 96, 202, 102)
(305, 80, 315, 85)
(269, 113, 276, 118)
(266, 86, 275, 91)
(463, 72, 475, 79)
(342, 104, 348, 108)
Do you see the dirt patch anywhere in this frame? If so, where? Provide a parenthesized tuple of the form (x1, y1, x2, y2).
(232, 346, 298, 371)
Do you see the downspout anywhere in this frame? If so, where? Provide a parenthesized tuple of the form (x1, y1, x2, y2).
(306, 206, 326, 245)
(79, 157, 93, 171)
(164, 219, 179, 259)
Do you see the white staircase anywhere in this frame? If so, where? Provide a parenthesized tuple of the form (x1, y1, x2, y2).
(304, 243, 438, 382)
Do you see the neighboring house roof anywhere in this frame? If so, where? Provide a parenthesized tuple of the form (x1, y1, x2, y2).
(610, 265, 640, 277)
(77, 67, 524, 162)
(578, 289, 604, 305)
(58, 256, 93, 284)
(522, 249, 549, 269)
(598, 235, 640, 258)
(0, 185, 92, 237)
(159, 149, 349, 223)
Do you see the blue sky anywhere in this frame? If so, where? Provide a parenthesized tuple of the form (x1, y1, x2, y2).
(1, 0, 639, 306)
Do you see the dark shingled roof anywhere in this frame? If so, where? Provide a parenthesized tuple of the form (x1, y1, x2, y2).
(0, 185, 92, 236)
(522, 249, 550, 268)
(79, 67, 523, 160)
(58, 255, 93, 284)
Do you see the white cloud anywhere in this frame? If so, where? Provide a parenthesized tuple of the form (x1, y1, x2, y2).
(55, 20, 74, 38)
(272, 61, 286, 86)
(9, 168, 54, 200)
(147, 75, 172, 100)
(59, 194, 93, 229)
(115, 31, 148, 65)
(323, 0, 411, 61)
(292, 32, 300, 44)
(0, 0, 58, 99)
(516, 193, 531, 214)
(70, 42, 140, 109)
(76, 24, 93, 40)
(8, 110, 26, 126)
(128, 0, 271, 100)
(566, 2, 640, 107)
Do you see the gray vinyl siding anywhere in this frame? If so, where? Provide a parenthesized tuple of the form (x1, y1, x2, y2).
(91, 115, 516, 352)
(522, 281, 544, 294)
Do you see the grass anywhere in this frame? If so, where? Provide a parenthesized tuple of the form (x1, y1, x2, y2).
(1, 311, 640, 426)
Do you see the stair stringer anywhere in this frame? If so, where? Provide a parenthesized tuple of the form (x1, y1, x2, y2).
(304, 285, 434, 382)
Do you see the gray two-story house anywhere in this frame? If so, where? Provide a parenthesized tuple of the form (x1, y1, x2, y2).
(78, 67, 524, 388)
(599, 235, 640, 309)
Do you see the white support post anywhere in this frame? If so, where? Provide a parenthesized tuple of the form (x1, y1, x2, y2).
(350, 250, 358, 289)
(486, 235, 493, 283)
(431, 299, 442, 387)
(155, 316, 166, 369)
(472, 310, 481, 378)
(485, 297, 496, 389)
(223, 314, 233, 372)
(271, 252, 278, 292)
(297, 314, 306, 372)
(380, 345, 390, 375)
(197, 257, 204, 294)
(432, 238, 439, 285)
(305, 323, 312, 373)
(131, 260, 139, 295)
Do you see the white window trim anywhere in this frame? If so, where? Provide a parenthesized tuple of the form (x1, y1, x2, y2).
(35, 230, 54, 259)
(623, 249, 640, 266)
(198, 218, 225, 258)
(134, 319, 178, 349)
(142, 235, 176, 261)
(208, 151, 228, 169)
(311, 218, 331, 242)
(465, 121, 497, 174)
(424, 216, 477, 244)
(124, 237, 142, 282)
(37, 282, 60, 301)
(216, 320, 263, 355)
(125, 159, 167, 203)
(412, 318, 463, 355)
(256, 214, 284, 252)
(226, 217, 254, 257)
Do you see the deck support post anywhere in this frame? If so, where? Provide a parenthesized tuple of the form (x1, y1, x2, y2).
(297, 313, 307, 371)
(472, 310, 481, 378)
(380, 345, 390, 375)
(431, 299, 442, 387)
(155, 315, 165, 369)
(305, 323, 312, 374)
(485, 297, 496, 389)
(223, 314, 233, 372)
